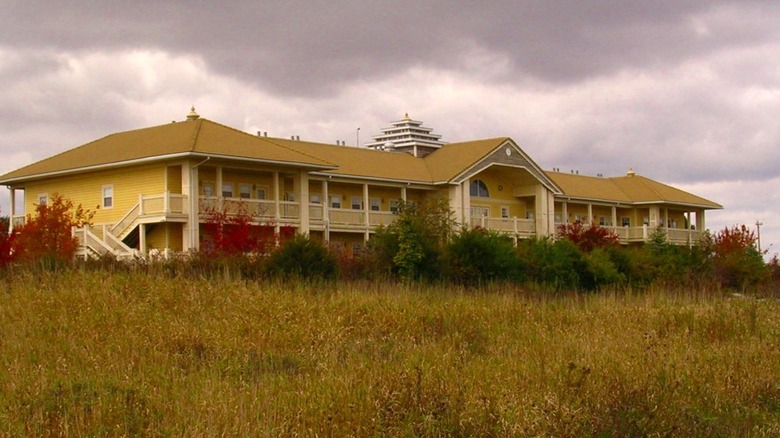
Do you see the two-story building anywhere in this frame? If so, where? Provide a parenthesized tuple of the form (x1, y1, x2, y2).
(0, 109, 721, 258)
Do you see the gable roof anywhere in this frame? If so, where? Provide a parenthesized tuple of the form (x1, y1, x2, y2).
(0, 119, 335, 184)
(546, 171, 722, 209)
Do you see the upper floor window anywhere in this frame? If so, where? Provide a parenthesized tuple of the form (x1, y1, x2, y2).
(102, 185, 114, 208)
(470, 179, 489, 198)
(222, 183, 233, 198)
(203, 183, 214, 197)
(330, 195, 342, 209)
(351, 196, 363, 210)
(239, 184, 251, 199)
(37, 194, 48, 206)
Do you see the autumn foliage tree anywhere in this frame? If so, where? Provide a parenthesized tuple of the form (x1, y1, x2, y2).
(709, 224, 768, 289)
(557, 221, 620, 252)
(201, 201, 293, 256)
(12, 194, 94, 266)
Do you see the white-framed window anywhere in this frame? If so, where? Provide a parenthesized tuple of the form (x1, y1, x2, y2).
(202, 183, 215, 197)
(622, 217, 631, 227)
(643, 216, 650, 226)
(501, 206, 509, 219)
(470, 206, 490, 218)
(256, 186, 267, 200)
(599, 216, 606, 226)
(222, 182, 233, 198)
(389, 200, 400, 214)
(102, 185, 114, 208)
(239, 184, 251, 199)
(285, 192, 295, 202)
(310, 194, 321, 204)
(37, 193, 48, 206)
(469, 179, 489, 198)
(351, 196, 363, 210)
(574, 214, 583, 223)
(330, 195, 342, 209)
(370, 198, 381, 211)
(526, 210, 535, 220)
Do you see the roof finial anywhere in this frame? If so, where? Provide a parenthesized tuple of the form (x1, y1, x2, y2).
(626, 167, 636, 177)
(403, 112, 410, 120)
(186, 106, 200, 121)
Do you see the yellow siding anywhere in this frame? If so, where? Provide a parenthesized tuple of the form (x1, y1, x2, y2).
(167, 165, 182, 194)
(147, 223, 184, 251)
(23, 164, 165, 225)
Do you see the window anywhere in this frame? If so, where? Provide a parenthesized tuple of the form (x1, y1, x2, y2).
(370, 198, 381, 211)
(554, 213, 562, 223)
(222, 183, 233, 198)
(469, 179, 489, 198)
(470, 206, 490, 218)
(351, 196, 363, 210)
(501, 206, 509, 219)
(102, 185, 114, 208)
(389, 200, 400, 214)
(256, 187, 267, 200)
(285, 192, 295, 202)
(621, 217, 631, 227)
(330, 195, 342, 209)
(599, 216, 606, 226)
(203, 183, 214, 197)
(643, 216, 649, 226)
(526, 210, 535, 220)
(37, 193, 48, 206)
(239, 184, 251, 199)
(310, 194, 321, 204)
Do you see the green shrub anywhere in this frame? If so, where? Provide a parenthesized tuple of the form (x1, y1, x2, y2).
(265, 234, 338, 280)
(518, 238, 584, 290)
(581, 248, 625, 290)
(445, 227, 523, 284)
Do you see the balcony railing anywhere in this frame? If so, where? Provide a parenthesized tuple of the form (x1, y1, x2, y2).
(470, 217, 536, 235)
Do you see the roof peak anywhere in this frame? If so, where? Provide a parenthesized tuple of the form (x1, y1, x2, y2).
(186, 106, 200, 121)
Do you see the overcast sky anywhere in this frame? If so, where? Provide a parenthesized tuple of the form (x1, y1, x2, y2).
(1, 1, 779, 255)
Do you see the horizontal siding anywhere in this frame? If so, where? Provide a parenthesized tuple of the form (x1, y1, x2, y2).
(23, 164, 166, 225)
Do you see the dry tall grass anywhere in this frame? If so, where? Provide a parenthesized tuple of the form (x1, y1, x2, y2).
(1, 270, 779, 436)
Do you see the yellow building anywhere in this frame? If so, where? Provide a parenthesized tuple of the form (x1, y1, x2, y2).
(0, 109, 721, 258)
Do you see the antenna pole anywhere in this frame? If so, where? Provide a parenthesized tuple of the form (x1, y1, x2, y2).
(356, 127, 361, 147)
(756, 220, 763, 252)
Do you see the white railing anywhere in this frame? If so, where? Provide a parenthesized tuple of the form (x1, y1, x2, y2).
(470, 217, 536, 235)
(12, 215, 25, 228)
(329, 209, 365, 225)
(309, 205, 324, 221)
(369, 211, 396, 226)
(280, 202, 299, 219)
(198, 197, 302, 221)
(111, 203, 140, 238)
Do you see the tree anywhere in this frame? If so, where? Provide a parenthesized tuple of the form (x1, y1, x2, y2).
(12, 194, 94, 266)
(446, 227, 523, 285)
(710, 225, 768, 289)
(0, 211, 13, 268)
(557, 221, 619, 252)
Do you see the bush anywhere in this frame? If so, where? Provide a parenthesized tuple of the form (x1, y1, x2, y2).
(581, 248, 625, 290)
(518, 238, 585, 290)
(265, 234, 338, 280)
(446, 227, 523, 285)
(557, 222, 619, 252)
(710, 225, 768, 290)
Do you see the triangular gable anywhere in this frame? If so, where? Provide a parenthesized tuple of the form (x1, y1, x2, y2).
(444, 139, 562, 193)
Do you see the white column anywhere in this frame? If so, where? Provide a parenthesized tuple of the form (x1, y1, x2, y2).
(401, 186, 407, 202)
(139, 223, 147, 255)
(611, 206, 617, 228)
(296, 171, 310, 235)
(649, 206, 660, 228)
(273, 172, 281, 235)
(448, 183, 463, 226)
(534, 185, 551, 236)
(562, 201, 568, 224)
(8, 187, 15, 233)
(322, 180, 330, 242)
(183, 163, 199, 251)
(363, 183, 370, 242)
(696, 210, 705, 231)
(664, 207, 669, 229)
(216, 166, 223, 210)
(587, 203, 593, 224)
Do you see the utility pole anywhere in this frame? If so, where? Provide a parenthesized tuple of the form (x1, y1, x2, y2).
(756, 220, 763, 252)
(356, 127, 361, 147)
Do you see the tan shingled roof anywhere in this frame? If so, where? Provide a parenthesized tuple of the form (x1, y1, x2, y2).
(0, 119, 334, 183)
(546, 171, 722, 208)
(268, 139, 434, 183)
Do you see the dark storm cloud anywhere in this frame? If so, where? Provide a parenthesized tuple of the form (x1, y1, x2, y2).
(2, 0, 777, 97)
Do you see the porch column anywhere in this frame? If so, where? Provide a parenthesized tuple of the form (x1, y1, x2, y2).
(587, 203, 593, 224)
(295, 171, 310, 235)
(322, 180, 330, 242)
(649, 206, 661, 228)
(696, 210, 705, 231)
(534, 185, 554, 237)
(139, 223, 147, 256)
(562, 201, 568, 224)
(448, 183, 464, 226)
(216, 166, 223, 210)
(183, 163, 199, 251)
(401, 186, 407, 202)
(273, 171, 281, 235)
(664, 207, 669, 229)
(611, 206, 617, 228)
(363, 183, 370, 242)
(461, 182, 470, 228)
(8, 187, 15, 233)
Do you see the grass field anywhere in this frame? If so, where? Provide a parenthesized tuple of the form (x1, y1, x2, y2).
(1, 270, 779, 436)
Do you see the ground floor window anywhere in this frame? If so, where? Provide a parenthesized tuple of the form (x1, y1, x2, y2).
(37, 193, 48, 206)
